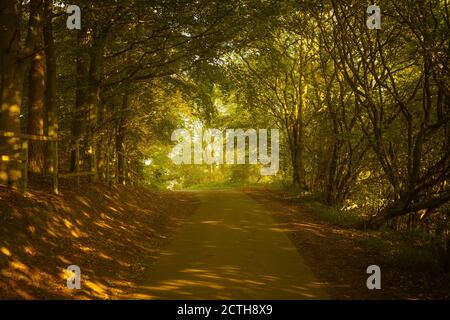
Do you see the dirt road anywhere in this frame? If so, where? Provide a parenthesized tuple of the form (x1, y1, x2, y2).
(130, 190, 328, 299)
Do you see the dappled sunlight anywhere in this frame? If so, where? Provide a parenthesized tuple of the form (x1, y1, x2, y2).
(1, 0, 448, 300)
(0, 184, 199, 299)
(124, 190, 331, 300)
(146, 279, 227, 291)
(1, 247, 12, 257)
(84, 279, 110, 299)
(125, 292, 158, 299)
(244, 189, 447, 299)
(130, 263, 327, 300)
(200, 220, 221, 225)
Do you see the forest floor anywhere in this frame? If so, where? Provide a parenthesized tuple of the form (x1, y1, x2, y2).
(245, 188, 450, 299)
(128, 190, 328, 299)
(0, 180, 199, 299)
(0, 182, 449, 299)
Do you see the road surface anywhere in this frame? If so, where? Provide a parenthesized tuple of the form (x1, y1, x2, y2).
(130, 190, 328, 299)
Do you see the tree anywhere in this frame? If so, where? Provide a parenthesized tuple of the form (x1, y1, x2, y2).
(0, 0, 25, 185)
(329, 0, 450, 228)
(26, 0, 46, 174)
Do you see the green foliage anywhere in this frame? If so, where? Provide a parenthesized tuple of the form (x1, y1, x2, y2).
(355, 232, 442, 273)
(1, 0, 448, 252)
(306, 201, 362, 227)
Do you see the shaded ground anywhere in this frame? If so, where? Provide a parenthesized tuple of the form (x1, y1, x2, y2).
(1, 183, 448, 299)
(129, 190, 328, 299)
(0, 182, 199, 299)
(245, 188, 450, 299)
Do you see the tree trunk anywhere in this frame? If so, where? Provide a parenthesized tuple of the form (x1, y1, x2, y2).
(0, 0, 23, 185)
(97, 102, 106, 180)
(367, 197, 411, 229)
(86, 31, 108, 181)
(70, 28, 90, 172)
(116, 95, 128, 185)
(324, 144, 337, 205)
(289, 121, 306, 188)
(26, 0, 46, 175)
(44, 0, 57, 175)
